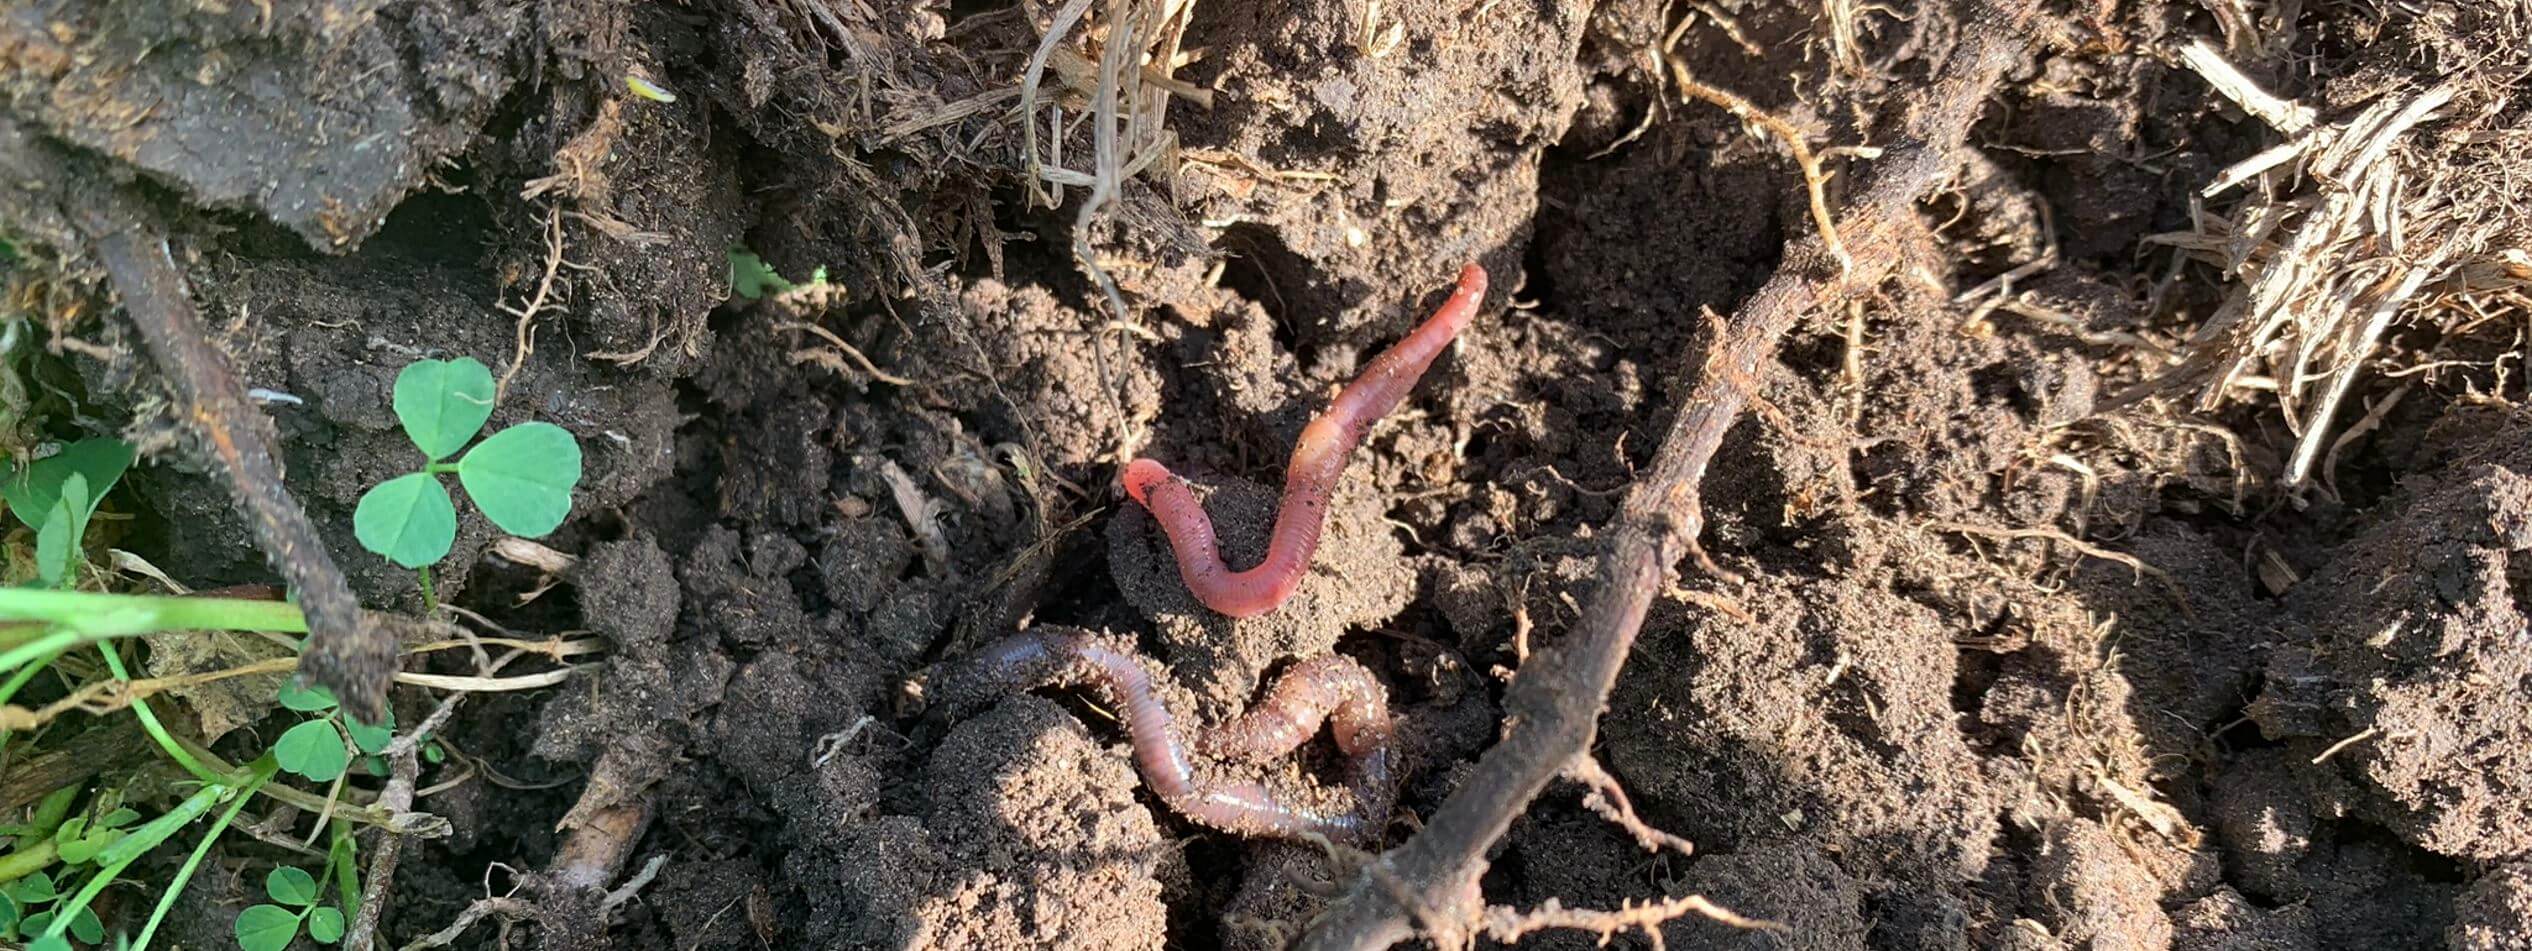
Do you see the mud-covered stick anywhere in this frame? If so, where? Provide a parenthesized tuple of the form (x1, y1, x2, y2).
(69, 186, 395, 720)
(1124, 263, 1487, 617)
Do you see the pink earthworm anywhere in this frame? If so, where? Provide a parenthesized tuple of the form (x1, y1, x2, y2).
(1124, 263, 1488, 617)
(940, 628, 1396, 841)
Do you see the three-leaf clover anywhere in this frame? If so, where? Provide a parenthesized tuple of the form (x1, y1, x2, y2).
(353, 358, 581, 569)
(235, 867, 344, 950)
(2, 873, 103, 944)
(2, 438, 137, 586)
(272, 683, 394, 783)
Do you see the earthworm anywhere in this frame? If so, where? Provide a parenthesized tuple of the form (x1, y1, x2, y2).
(1124, 263, 1487, 617)
(940, 628, 1396, 841)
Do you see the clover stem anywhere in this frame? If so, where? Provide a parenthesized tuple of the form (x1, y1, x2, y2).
(416, 566, 438, 616)
(0, 836, 55, 885)
(425, 462, 459, 475)
(96, 642, 232, 785)
(0, 588, 310, 636)
(330, 817, 361, 919)
(130, 758, 277, 950)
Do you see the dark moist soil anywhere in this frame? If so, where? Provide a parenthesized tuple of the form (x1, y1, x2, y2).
(10, 0, 2532, 947)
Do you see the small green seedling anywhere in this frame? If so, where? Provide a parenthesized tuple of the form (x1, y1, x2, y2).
(272, 683, 393, 783)
(2, 872, 106, 945)
(49, 804, 139, 865)
(353, 358, 580, 604)
(234, 867, 344, 950)
(2, 438, 137, 587)
(728, 249, 828, 301)
(625, 73, 677, 103)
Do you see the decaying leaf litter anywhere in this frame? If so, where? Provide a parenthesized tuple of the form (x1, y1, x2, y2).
(2, 0, 2532, 947)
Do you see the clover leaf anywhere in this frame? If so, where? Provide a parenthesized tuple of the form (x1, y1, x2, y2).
(265, 867, 319, 906)
(353, 472, 457, 569)
(234, 904, 302, 951)
(354, 359, 581, 577)
(274, 719, 351, 783)
(392, 358, 497, 462)
(308, 905, 346, 944)
(456, 422, 580, 537)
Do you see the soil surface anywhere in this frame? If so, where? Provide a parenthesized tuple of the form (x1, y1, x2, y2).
(6, 0, 2532, 947)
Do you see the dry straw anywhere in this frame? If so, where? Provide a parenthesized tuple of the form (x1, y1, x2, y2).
(2137, 32, 2532, 495)
(1015, 0, 1202, 462)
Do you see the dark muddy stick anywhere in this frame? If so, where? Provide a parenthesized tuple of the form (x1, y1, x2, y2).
(0, 721, 153, 812)
(65, 186, 394, 720)
(1295, 4, 2040, 947)
(341, 688, 468, 951)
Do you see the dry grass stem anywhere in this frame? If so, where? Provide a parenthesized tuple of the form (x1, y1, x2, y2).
(2178, 38, 2312, 133)
(775, 320, 916, 386)
(1014, 0, 1199, 463)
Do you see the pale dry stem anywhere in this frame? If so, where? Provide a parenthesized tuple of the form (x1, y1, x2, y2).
(775, 319, 916, 386)
(2140, 35, 2532, 495)
(496, 206, 570, 401)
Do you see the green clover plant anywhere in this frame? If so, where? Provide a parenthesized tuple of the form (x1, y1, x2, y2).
(233, 867, 344, 950)
(271, 683, 393, 783)
(727, 249, 827, 300)
(2, 871, 105, 946)
(353, 358, 581, 609)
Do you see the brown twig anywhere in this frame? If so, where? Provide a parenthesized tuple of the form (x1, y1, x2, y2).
(1294, 3, 2037, 945)
(0, 722, 153, 812)
(344, 748, 419, 951)
(59, 178, 395, 720)
(774, 320, 917, 386)
(397, 897, 536, 951)
(344, 642, 542, 951)
(494, 206, 568, 401)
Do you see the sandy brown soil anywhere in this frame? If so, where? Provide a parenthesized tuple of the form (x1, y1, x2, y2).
(5, 0, 2532, 947)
